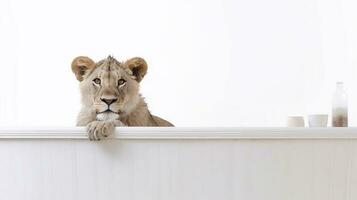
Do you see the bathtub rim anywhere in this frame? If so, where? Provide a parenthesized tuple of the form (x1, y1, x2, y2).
(0, 127, 356, 139)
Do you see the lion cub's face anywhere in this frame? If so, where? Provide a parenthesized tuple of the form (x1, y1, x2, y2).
(72, 56, 147, 121)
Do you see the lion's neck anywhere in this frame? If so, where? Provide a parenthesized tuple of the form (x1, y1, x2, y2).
(119, 97, 156, 126)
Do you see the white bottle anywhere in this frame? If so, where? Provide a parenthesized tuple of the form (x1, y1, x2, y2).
(332, 82, 348, 127)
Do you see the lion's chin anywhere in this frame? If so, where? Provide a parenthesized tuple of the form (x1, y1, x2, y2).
(96, 111, 120, 121)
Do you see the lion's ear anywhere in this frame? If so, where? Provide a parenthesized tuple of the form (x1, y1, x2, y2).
(124, 57, 148, 82)
(71, 56, 95, 81)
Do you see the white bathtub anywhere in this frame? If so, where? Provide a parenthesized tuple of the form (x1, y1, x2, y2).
(0, 127, 356, 200)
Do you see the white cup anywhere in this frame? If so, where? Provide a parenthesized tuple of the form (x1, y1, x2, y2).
(308, 114, 328, 127)
(287, 116, 305, 127)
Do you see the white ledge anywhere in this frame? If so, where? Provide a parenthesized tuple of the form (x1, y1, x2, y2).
(0, 127, 357, 139)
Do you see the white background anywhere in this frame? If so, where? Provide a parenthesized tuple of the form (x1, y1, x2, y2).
(1, 0, 357, 127)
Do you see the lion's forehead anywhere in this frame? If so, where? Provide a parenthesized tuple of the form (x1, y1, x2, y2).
(96, 56, 122, 71)
(95, 57, 131, 75)
(91, 61, 122, 77)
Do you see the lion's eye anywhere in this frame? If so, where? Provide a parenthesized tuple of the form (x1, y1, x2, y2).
(93, 78, 101, 85)
(118, 79, 126, 86)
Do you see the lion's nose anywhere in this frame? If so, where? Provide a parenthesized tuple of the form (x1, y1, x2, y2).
(100, 98, 118, 106)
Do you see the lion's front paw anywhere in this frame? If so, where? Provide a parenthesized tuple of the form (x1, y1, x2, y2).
(86, 121, 115, 141)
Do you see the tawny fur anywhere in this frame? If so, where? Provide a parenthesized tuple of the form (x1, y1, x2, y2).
(72, 55, 173, 140)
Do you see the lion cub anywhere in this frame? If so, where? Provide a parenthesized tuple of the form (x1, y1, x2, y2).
(71, 55, 173, 140)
